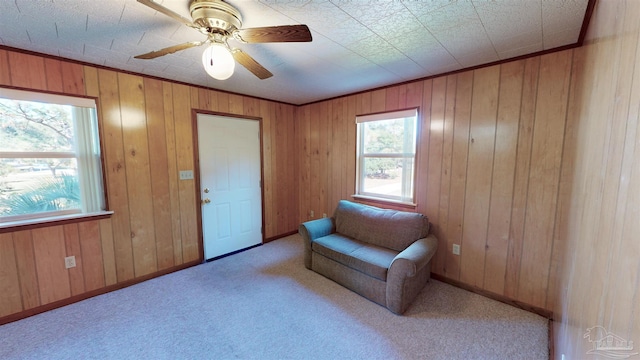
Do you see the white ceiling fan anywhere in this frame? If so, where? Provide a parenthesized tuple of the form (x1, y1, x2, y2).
(134, 0, 313, 80)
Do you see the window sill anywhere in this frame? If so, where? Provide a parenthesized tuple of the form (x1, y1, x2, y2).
(351, 194, 417, 210)
(0, 211, 114, 233)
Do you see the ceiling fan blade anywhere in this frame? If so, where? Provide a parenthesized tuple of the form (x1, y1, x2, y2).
(135, 41, 205, 59)
(232, 49, 273, 80)
(233, 25, 312, 43)
(137, 0, 199, 29)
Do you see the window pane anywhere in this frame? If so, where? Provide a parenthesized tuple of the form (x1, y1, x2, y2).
(363, 118, 406, 154)
(361, 157, 414, 199)
(0, 99, 75, 152)
(0, 159, 80, 216)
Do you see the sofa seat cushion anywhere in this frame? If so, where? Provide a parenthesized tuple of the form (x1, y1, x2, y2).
(312, 234, 399, 281)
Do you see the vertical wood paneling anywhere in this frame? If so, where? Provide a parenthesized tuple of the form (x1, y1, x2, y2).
(0, 233, 22, 317)
(433, 76, 456, 275)
(261, 100, 274, 234)
(12, 231, 40, 310)
(275, 103, 288, 233)
(119, 73, 158, 277)
(425, 77, 446, 232)
(330, 98, 344, 211)
(7, 52, 47, 90)
(60, 62, 85, 95)
(63, 223, 85, 296)
(415, 80, 432, 217)
(78, 221, 105, 292)
(191, 89, 201, 109)
(459, 65, 500, 288)
(243, 96, 260, 117)
(318, 101, 329, 217)
(504, 57, 540, 298)
(483, 61, 524, 294)
(356, 91, 371, 115)
(343, 96, 355, 200)
(99, 218, 118, 287)
(370, 89, 384, 113)
(517, 51, 572, 308)
(217, 92, 230, 113)
(98, 69, 134, 282)
(269, 102, 280, 231)
(228, 93, 244, 115)
(162, 82, 184, 265)
(285, 105, 299, 231)
(297, 105, 311, 223)
(554, 2, 640, 358)
(198, 88, 212, 111)
(600, 0, 640, 331)
(445, 71, 473, 280)
(385, 86, 399, 110)
(144, 78, 174, 271)
(32, 226, 70, 304)
(173, 84, 198, 262)
(405, 82, 423, 108)
(0, 50, 11, 85)
(44, 58, 64, 93)
(309, 103, 320, 219)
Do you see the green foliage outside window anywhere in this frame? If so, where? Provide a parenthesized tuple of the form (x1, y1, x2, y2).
(362, 118, 413, 179)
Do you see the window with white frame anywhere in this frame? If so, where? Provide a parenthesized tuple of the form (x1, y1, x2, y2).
(0, 87, 106, 224)
(355, 108, 418, 205)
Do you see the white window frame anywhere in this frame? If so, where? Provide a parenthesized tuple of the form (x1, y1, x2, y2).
(0, 87, 108, 226)
(355, 108, 419, 205)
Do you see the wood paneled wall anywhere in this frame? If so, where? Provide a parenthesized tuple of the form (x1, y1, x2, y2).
(0, 49, 298, 322)
(296, 51, 575, 312)
(554, 0, 640, 358)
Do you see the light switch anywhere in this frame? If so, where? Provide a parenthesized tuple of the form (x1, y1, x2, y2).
(179, 170, 194, 180)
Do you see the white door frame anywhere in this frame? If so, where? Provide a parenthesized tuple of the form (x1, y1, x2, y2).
(192, 110, 265, 262)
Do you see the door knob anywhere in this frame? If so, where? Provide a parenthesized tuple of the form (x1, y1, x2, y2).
(203, 188, 210, 193)
(202, 198, 211, 204)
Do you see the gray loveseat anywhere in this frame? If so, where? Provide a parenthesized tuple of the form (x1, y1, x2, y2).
(299, 200, 438, 314)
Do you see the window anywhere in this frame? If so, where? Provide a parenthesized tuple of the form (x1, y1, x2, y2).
(0, 87, 106, 224)
(355, 108, 418, 205)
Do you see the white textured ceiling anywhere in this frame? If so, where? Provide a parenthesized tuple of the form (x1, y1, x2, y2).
(0, 0, 590, 105)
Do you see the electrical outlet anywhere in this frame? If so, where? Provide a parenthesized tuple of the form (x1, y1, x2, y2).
(452, 244, 461, 256)
(322, 213, 327, 218)
(65, 256, 76, 269)
(310, 210, 314, 218)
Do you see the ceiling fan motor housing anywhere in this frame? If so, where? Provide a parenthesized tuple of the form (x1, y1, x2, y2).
(190, 0, 242, 32)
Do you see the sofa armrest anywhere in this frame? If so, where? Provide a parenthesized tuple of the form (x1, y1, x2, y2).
(386, 234, 438, 314)
(389, 234, 438, 278)
(299, 217, 335, 242)
(298, 217, 335, 269)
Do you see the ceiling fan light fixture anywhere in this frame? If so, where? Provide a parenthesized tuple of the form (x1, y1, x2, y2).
(202, 43, 235, 80)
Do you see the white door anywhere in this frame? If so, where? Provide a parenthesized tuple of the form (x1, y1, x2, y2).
(197, 114, 263, 260)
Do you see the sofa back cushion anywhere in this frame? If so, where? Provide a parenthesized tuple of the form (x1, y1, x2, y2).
(334, 200, 429, 251)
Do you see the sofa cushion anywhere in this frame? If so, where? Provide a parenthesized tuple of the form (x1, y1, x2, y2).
(333, 200, 429, 252)
(312, 234, 398, 281)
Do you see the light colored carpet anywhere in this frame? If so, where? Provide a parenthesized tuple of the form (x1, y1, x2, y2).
(0, 234, 548, 359)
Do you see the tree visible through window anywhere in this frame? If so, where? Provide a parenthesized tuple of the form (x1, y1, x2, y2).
(356, 108, 418, 204)
(0, 88, 105, 223)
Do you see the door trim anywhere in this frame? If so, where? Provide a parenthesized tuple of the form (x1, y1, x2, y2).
(191, 109, 265, 263)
